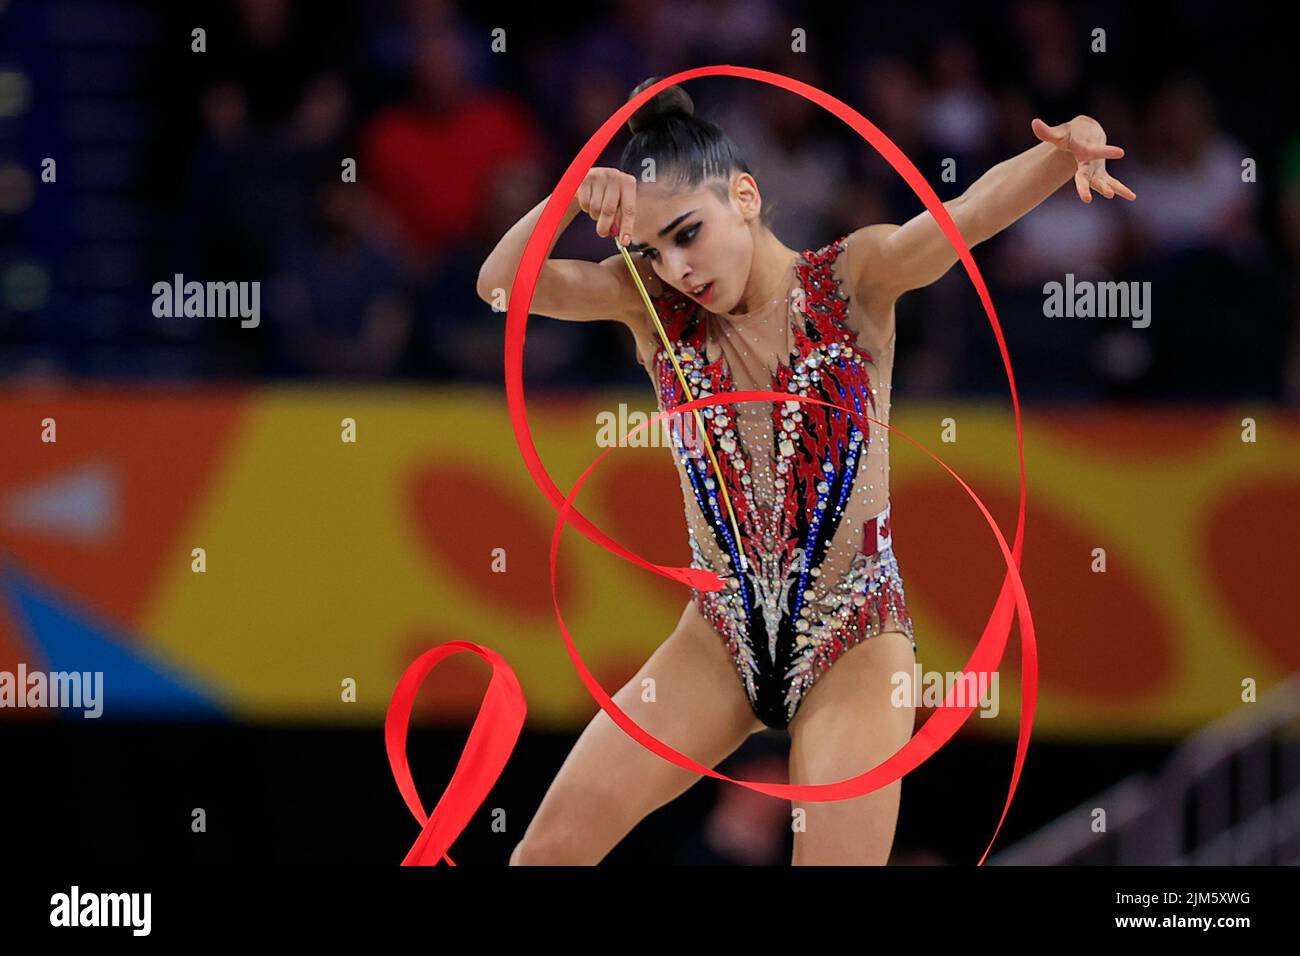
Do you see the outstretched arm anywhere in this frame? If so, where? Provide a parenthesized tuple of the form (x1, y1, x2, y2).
(852, 115, 1136, 301)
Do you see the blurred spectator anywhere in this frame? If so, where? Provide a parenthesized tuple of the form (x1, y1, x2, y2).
(526, 0, 658, 168)
(714, 49, 848, 253)
(416, 154, 638, 386)
(1120, 77, 1258, 260)
(1279, 132, 1300, 405)
(2, 0, 1288, 397)
(361, 25, 542, 272)
(199, 0, 349, 139)
(183, 0, 352, 279)
(363, 0, 465, 99)
(1010, 0, 1086, 121)
(1116, 76, 1274, 398)
(850, 55, 952, 221)
(994, 189, 1127, 284)
(921, 34, 998, 167)
(674, 737, 793, 865)
(662, 0, 784, 66)
(265, 180, 412, 377)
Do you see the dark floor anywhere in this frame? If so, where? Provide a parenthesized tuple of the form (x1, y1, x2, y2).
(0, 718, 1178, 865)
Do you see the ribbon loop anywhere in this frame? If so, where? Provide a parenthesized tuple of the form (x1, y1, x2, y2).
(385, 641, 527, 866)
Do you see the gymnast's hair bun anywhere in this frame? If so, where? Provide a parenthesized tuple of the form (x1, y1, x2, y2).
(627, 78, 694, 134)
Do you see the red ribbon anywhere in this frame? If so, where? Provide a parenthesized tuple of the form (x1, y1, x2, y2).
(385, 642, 526, 866)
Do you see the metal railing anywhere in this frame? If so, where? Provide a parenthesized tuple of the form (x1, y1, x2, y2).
(990, 673, 1300, 865)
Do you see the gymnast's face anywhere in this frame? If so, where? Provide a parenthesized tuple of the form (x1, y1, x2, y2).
(629, 171, 762, 315)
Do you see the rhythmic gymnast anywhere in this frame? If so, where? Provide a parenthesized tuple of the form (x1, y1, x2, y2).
(478, 77, 1132, 865)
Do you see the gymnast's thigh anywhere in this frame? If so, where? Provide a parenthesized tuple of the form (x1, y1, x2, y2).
(786, 631, 917, 865)
(514, 601, 765, 863)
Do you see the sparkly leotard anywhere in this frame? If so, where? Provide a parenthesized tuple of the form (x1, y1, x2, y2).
(634, 233, 916, 730)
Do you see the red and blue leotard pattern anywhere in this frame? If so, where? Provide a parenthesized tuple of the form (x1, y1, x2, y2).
(646, 235, 916, 730)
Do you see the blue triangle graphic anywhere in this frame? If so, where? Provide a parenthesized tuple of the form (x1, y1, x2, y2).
(1, 558, 228, 720)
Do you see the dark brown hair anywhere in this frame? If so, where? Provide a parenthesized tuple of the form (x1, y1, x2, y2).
(619, 77, 773, 225)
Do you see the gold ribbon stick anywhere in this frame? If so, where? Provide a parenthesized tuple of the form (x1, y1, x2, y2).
(615, 240, 749, 574)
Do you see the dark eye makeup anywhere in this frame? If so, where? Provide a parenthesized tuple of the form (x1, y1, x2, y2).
(640, 223, 700, 261)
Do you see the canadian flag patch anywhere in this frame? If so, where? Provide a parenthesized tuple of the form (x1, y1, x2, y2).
(868, 505, 893, 553)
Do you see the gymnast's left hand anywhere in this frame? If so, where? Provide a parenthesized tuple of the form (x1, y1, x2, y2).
(1032, 114, 1137, 204)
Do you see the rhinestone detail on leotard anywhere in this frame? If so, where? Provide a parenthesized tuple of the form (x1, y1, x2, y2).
(647, 235, 916, 730)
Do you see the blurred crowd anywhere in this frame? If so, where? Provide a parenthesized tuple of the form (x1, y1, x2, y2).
(4, 0, 1298, 400)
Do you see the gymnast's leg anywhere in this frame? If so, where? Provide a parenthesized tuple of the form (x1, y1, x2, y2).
(510, 602, 765, 865)
(787, 631, 917, 865)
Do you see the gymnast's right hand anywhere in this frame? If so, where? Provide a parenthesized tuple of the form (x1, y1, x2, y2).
(576, 167, 637, 247)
